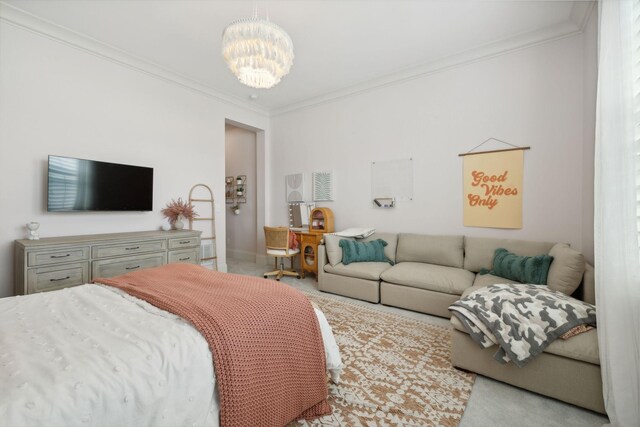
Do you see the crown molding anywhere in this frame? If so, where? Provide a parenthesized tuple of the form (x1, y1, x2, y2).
(570, 1, 596, 32)
(270, 18, 585, 117)
(0, 2, 269, 117)
(0, 1, 594, 119)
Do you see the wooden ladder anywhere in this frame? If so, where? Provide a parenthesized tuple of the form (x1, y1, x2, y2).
(188, 184, 217, 270)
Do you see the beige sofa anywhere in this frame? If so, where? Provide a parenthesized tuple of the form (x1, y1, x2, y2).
(317, 232, 604, 414)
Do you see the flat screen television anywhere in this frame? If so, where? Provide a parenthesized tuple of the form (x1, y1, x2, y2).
(47, 155, 153, 212)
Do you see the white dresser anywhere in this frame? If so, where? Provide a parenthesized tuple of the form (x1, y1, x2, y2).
(14, 230, 201, 295)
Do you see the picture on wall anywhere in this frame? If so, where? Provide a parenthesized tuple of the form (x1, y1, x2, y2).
(312, 171, 334, 201)
(462, 149, 524, 229)
(285, 173, 305, 202)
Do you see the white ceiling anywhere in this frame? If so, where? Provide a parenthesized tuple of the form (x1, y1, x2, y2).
(2, 1, 589, 113)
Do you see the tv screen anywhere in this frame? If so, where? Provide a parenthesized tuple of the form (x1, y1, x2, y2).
(47, 155, 153, 212)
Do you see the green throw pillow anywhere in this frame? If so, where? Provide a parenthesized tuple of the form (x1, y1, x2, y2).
(481, 248, 553, 285)
(339, 239, 394, 265)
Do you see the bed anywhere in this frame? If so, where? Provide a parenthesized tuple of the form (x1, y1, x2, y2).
(0, 264, 342, 426)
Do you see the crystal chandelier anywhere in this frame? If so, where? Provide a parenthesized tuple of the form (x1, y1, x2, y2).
(222, 15, 294, 89)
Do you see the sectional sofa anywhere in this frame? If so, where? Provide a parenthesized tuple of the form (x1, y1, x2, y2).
(317, 232, 604, 414)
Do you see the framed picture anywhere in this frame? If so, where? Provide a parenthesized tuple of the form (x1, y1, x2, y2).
(285, 173, 305, 202)
(312, 171, 334, 201)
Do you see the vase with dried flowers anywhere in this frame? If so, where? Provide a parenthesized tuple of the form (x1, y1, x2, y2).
(161, 198, 197, 230)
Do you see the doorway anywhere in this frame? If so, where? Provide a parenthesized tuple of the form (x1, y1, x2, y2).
(224, 123, 258, 263)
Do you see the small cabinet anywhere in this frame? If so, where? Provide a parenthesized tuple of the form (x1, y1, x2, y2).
(309, 207, 334, 234)
(298, 232, 323, 281)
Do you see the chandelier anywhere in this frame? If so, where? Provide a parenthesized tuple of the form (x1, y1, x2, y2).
(222, 16, 294, 89)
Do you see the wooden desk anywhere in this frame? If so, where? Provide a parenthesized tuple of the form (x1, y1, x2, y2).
(291, 209, 333, 281)
(293, 230, 322, 281)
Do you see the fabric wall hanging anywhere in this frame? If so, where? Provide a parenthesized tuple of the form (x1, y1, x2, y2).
(460, 139, 529, 229)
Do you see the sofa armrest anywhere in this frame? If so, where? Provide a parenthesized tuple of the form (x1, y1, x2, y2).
(582, 263, 595, 305)
(318, 243, 328, 280)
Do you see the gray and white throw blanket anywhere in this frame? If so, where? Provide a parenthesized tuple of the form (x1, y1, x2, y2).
(449, 284, 596, 367)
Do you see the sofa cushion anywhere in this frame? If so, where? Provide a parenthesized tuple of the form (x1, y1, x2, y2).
(547, 243, 585, 295)
(464, 237, 556, 273)
(324, 261, 392, 281)
(380, 262, 474, 295)
(340, 239, 392, 265)
(450, 316, 599, 365)
(324, 235, 353, 267)
(324, 232, 398, 267)
(486, 248, 553, 285)
(363, 232, 398, 263)
(472, 273, 521, 289)
(396, 234, 464, 268)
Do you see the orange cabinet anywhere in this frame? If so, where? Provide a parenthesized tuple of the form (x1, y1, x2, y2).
(309, 207, 334, 235)
(299, 232, 323, 280)
(295, 207, 334, 280)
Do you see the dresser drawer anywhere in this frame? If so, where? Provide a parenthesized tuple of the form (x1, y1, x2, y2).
(168, 237, 200, 250)
(92, 253, 166, 279)
(27, 247, 89, 267)
(168, 249, 199, 264)
(92, 240, 166, 259)
(27, 262, 89, 294)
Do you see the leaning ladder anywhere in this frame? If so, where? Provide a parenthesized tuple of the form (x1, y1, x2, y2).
(188, 184, 217, 270)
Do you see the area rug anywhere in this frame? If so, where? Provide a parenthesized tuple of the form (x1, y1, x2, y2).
(292, 291, 475, 426)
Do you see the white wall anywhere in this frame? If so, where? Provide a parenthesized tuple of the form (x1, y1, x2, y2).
(0, 21, 270, 297)
(225, 125, 257, 260)
(270, 33, 597, 259)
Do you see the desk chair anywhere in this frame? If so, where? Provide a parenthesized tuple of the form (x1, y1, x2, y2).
(263, 226, 301, 281)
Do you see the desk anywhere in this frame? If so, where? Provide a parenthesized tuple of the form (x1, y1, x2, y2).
(292, 229, 322, 281)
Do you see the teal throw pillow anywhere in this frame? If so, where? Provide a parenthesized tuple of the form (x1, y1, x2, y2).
(482, 248, 553, 285)
(339, 239, 394, 265)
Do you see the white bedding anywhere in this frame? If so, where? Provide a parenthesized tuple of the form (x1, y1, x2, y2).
(0, 284, 342, 427)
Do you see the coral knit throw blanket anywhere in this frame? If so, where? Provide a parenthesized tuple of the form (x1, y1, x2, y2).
(95, 263, 330, 426)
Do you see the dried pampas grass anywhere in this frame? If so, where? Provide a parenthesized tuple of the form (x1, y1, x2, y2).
(161, 197, 198, 225)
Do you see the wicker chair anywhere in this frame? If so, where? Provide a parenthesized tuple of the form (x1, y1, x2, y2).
(263, 226, 301, 281)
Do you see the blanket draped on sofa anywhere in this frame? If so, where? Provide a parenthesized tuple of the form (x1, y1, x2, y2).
(449, 283, 597, 367)
(96, 264, 330, 426)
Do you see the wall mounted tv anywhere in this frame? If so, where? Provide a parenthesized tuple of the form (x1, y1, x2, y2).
(47, 155, 153, 212)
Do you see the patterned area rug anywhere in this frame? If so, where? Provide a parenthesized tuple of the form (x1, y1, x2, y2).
(293, 292, 475, 427)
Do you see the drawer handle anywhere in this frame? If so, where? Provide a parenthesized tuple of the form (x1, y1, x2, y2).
(125, 246, 140, 251)
(126, 265, 140, 270)
(179, 241, 191, 244)
(179, 257, 190, 261)
(50, 254, 70, 259)
(50, 276, 70, 282)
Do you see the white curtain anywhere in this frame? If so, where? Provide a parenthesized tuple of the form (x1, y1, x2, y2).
(595, 1, 640, 425)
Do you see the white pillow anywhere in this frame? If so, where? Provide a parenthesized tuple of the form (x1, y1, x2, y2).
(333, 228, 376, 238)
(547, 243, 585, 295)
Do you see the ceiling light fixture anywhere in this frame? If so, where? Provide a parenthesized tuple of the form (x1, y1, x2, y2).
(222, 12, 294, 89)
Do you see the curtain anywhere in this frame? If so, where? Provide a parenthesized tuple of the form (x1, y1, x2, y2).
(595, 1, 640, 425)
